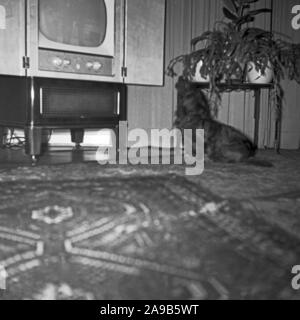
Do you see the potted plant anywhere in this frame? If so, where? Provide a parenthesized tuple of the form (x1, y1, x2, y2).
(166, 0, 300, 115)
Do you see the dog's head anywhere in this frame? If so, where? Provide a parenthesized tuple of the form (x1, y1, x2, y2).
(176, 77, 211, 120)
(182, 89, 211, 117)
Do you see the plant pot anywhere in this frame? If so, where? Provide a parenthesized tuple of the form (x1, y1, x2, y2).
(190, 60, 210, 83)
(246, 61, 273, 84)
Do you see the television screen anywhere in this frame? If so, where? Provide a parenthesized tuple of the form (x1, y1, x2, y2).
(39, 0, 107, 48)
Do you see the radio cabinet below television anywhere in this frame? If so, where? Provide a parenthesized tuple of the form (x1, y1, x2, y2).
(0, 0, 166, 160)
(0, 76, 127, 161)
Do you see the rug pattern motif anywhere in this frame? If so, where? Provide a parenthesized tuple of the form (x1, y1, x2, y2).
(0, 171, 299, 299)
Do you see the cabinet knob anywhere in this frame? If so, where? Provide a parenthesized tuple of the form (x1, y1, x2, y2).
(63, 59, 71, 66)
(86, 62, 93, 69)
(93, 62, 102, 71)
(52, 57, 63, 67)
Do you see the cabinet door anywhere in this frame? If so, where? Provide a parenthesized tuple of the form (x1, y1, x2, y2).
(124, 0, 165, 86)
(0, 0, 25, 76)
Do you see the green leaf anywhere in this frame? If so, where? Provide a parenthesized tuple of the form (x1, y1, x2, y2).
(236, 15, 255, 26)
(222, 0, 237, 13)
(191, 31, 213, 47)
(223, 7, 238, 21)
(236, 0, 259, 4)
(247, 8, 272, 17)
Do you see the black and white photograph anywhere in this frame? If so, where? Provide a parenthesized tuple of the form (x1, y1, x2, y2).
(0, 0, 300, 303)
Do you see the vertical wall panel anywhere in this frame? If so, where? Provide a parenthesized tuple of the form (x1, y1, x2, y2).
(272, 0, 300, 149)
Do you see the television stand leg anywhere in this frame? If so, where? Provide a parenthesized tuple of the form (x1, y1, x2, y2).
(71, 129, 84, 149)
(25, 126, 42, 162)
(0, 126, 6, 148)
(114, 125, 120, 162)
(31, 155, 38, 166)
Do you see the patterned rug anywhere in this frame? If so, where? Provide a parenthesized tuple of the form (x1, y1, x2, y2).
(0, 161, 300, 300)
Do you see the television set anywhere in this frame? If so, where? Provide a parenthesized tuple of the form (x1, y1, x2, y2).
(36, 0, 117, 78)
(0, 0, 165, 84)
(0, 0, 166, 161)
(39, 0, 114, 56)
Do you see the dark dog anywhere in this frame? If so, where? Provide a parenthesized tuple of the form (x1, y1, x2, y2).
(175, 77, 272, 166)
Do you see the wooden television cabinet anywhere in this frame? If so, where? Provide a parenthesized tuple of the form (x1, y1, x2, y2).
(0, 0, 166, 162)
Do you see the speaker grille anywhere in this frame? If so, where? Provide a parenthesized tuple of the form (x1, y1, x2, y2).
(40, 86, 118, 118)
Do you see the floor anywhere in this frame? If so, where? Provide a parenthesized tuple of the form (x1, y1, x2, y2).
(1, 146, 300, 199)
(0, 146, 98, 167)
(0, 146, 300, 299)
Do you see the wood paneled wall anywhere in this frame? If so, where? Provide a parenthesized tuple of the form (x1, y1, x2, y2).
(128, 0, 300, 149)
(273, 0, 300, 149)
